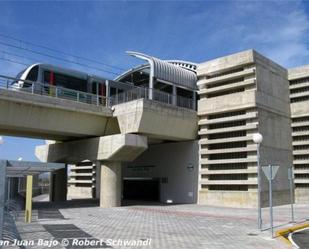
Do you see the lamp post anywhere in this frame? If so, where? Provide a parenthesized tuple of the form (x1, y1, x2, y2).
(253, 133, 263, 230)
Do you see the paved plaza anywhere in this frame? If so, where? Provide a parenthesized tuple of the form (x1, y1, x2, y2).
(6, 199, 308, 249)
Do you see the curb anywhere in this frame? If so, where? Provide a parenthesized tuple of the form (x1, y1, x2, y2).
(275, 222, 309, 246)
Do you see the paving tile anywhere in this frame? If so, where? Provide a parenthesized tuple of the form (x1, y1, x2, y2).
(14, 202, 309, 249)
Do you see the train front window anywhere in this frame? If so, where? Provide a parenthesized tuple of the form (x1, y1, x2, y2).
(12, 69, 26, 85)
(25, 66, 39, 82)
(15, 69, 25, 80)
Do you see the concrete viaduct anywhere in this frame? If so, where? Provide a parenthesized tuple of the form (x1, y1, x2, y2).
(0, 87, 197, 207)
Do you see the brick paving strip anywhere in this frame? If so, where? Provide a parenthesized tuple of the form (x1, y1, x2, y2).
(126, 206, 307, 225)
(127, 206, 264, 222)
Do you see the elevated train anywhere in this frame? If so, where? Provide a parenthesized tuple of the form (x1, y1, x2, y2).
(12, 61, 197, 109)
(13, 63, 133, 99)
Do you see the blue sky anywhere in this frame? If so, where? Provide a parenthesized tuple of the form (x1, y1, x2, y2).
(0, 0, 309, 161)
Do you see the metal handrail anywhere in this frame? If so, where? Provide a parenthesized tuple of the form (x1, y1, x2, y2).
(110, 86, 195, 109)
(0, 74, 108, 107)
(2, 199, 25, 248)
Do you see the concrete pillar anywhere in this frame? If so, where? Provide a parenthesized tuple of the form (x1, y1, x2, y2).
(149, 78, 156, 100)
(50, 166, 67, 202)
(172, 85, 177, 106)
(149, 68, 154, 100)
(100, 161, 121, 208)
(106, 80, 110, 99)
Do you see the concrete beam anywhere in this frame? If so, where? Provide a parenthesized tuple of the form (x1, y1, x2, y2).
(35, 134, 148, 164)
(0, 89, 118, 140)
(197, 49, 255, 75)
(288, 65, 309, 80)
(198, 90, 256, 115)
(113, 99, 198, 141)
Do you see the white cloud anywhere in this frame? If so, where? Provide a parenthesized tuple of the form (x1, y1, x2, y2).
(183, 1, 309, 68)
(242, 5, 309, 67)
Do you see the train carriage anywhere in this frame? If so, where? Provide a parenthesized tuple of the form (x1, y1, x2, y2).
(12, 63, 134, 105)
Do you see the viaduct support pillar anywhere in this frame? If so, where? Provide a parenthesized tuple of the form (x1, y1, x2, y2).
(100, 162, 121, 208)
(50, 166, 67, 202)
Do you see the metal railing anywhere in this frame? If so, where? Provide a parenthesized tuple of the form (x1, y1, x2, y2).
(5, 199, 22, 220)
(0, 74, 108, 107)
(110, 86, 149, 105)
(110, 85, 195, 109)
(2, 198, 25, 248)
(0, 74, 195, 110)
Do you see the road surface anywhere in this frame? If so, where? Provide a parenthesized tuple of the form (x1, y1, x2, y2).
(290, 227, 309, 249)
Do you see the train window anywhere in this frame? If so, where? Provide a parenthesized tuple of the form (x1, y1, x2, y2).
(110, 87, 117, 96)
(99, 83, 106, 96)
(25, 66, 39, 82)
(43, 71, 51, 84)
(43, 70, 87, 92)
(92, 82, 98, 94)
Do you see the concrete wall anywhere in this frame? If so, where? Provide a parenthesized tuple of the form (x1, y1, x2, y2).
(124, 141, 199, 204)
(67, 186, 93, 199)
(254, 55, 293, 206)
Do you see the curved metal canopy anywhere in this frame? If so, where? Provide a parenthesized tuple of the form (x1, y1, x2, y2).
(123, 51, 197, 90)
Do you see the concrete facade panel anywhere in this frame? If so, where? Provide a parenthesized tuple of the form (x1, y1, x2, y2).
(198, 90, 256, 115)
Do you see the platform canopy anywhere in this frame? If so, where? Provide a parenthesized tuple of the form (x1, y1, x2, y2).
(1, 160, 65, 177)
(116, 51, 198, 90)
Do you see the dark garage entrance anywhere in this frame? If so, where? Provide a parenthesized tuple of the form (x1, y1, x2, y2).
(123, 178, 160, 201)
